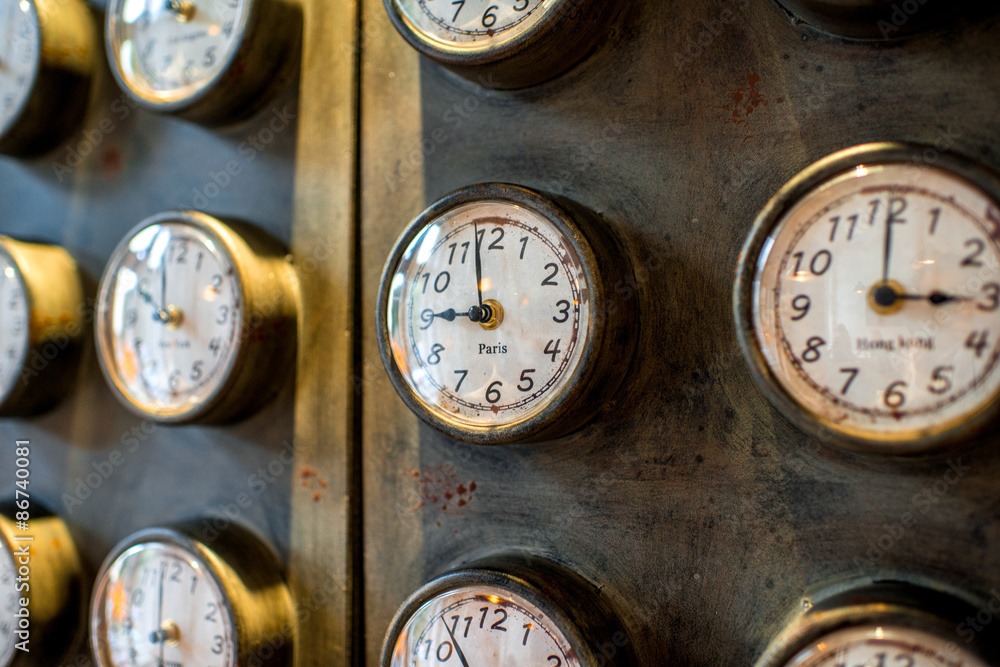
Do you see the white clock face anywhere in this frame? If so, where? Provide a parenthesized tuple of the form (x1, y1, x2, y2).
(98, 221, 242, 419)
(386, 200, 591, 431)
(751, 162, 1000, 444)
(393, 0, 550, 50)
(784, 626, 988, 666)
(0, 0, 39, 135)
(92, 542, 235, 667)
(0, 249, 28, 404)
(107, 0, 247, 104)
(0, 543, 17, 667)
(389, 585, 579, 667)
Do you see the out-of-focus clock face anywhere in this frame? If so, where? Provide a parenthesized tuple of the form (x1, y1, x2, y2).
(0, 248, 29, 404)
(0, 542, 18, 666)
(106, 0, 248, 105)
(97, 220, 243, 420)
(0, 0, 39, 136)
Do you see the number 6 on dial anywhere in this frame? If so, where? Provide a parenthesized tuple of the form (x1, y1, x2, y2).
(377, 183, 637, 444)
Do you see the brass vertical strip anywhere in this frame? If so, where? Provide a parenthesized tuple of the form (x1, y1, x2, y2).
(358, 0, 426, 663)
(289, 0, 362, 663)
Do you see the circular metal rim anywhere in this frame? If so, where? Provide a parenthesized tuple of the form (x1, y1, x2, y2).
(380, 567, 597, 667)
(733, 141, 1000, 454)
(0, 0, 43, 141)
(756, 600, 992, 666)
(375, 182, 608, 445)
(0, 238, 31, 410)
(89, 527, 240, 667)
(104, 0, 255, 113)
(95, 210, 249, 424)
(383, 0, 578, 67)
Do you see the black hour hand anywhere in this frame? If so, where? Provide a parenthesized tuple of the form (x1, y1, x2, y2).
(420, 308, 470, 329)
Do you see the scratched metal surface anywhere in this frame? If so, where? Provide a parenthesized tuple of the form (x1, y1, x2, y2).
(0, 4, 300, 662)
(362, 1, 1000, 664)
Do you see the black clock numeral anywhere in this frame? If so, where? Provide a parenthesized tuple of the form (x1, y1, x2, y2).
(544, 339, 562, 362)
(190, 360, 204, 382)
(490, 608, 508, 631)
(208, 337, 222, 357)
(519, 236, 529, 260)
(211, 635, 224, 655)
(482, 4, 499, 27)
(884, 380, 907, 409)
(965, 330, 990, 359)
(962, 238, 986, 267)
(553, 300, 571, 323)
(447, 241, 471, 265)
(801, 337, 825, 363)
(928, 207, 942, 235)
(485, 381, 502, 404)
(790, 295, 811, 321)
(488, 227, 504, 250)
(828, 213, 861, 242)
(205, 601, 219, 622)
(522, 623, 532, 645)
(453, 369, 468, 392)
(216, 304, 229, 325)
(979, 283, 1000, 312)
(203, 45, 217, 67)
(839, 368, 859, 395)
(427, 344, 445, 365)
(436, 642, 453, 662)
(451, 0, 465, 21)
(541, 263, 559, 286)
(791, 250, 832, 277)
(517, 369, 535, 392)
(928, 366, 954, 395)
(434, 271, 451, 293)
(513, 0, 529, 10)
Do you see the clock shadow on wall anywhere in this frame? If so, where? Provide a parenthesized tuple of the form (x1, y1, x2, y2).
(0, 0, 302, 611)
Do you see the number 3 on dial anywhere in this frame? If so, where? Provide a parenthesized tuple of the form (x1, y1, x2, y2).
(736, 143, 1000, 452)
(377, 184, 636, 444)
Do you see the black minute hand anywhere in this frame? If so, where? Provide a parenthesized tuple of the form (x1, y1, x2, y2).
(443, 615, 471, 667)
(473, 220, 484, 308)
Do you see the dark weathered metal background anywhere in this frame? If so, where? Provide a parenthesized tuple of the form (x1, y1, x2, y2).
(2, 0, 1000, 665)
(361, 1, 1000, 665)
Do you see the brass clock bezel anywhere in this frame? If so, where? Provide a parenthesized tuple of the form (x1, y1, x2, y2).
(89, 523, 295, 667)
(376, 183, 637, 445)
(381, 555, 635, 667)
(0, 0, 96, 157)
(756, 581, 999, 666)
(0, 503, 87, 667)
(382, 0, 622, 89)
(0, 236, 85, 416)
(95, 210, 297, 425)
(733, 142, 1000, 454)
(104, 0, 301, 126)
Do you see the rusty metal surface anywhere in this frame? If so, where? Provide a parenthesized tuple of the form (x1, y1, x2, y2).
(362, 1, 1000, 664)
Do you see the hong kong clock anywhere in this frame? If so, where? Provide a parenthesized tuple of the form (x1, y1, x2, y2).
(735, 143, 1000, 452)
(105, 0, 300, 125)
(757, 582, 998, 666)
(377, 183, 636, 444)
(95, 210, 297, 424)
(383, 0, 621, 88)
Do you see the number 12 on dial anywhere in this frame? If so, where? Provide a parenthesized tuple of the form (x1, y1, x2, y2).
(377, 184, 636, 444)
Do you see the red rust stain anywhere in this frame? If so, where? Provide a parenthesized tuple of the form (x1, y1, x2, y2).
(718, 73, 770, 142)
(101, 145, 124, 178)
(412, 464, 477, 516)
(300, 466, 328, 499)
